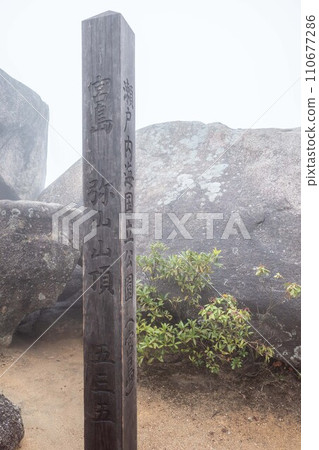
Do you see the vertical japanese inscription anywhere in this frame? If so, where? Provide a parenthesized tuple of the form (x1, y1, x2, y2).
(84, 70, 117, 444)
(85, 72, 116, 433)
(124, 319, 135, 396)
(122, 77, 136, 402)
(90, 76, 113, 133)
(86, 173, 115, 297)
(91, 344, 116, 424)
(122, 78, 135, 306)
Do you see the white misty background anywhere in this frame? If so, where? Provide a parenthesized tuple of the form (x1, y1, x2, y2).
(0, 0, 300, 185)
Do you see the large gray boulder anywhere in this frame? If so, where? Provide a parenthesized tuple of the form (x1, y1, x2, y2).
(37, 121, 301, 363)
(0, 394, 24, 450)
(38, 159, 82, 205)
(17, 265, 83, 339)
(0, 174, 19, 201)
(0, 68, 49, 200)
(0, 200, 80, 346)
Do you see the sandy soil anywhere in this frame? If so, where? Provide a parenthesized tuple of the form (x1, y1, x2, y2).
(0, 334, 300, 450)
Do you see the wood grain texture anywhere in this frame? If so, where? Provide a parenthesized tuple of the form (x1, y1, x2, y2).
(82, 11, 136, 450)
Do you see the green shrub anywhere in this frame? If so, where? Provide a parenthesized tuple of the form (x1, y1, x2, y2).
(137, 243, 273, 374)
(255, 265, 301, 314)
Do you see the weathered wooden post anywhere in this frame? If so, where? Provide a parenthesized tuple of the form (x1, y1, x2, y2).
(82, 11, 136, 449)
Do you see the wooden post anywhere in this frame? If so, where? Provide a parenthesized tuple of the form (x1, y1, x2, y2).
(82, 11, 136, 450)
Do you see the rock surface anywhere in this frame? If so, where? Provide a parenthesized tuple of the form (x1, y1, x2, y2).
(0, 174, 19, 201)
(38, 159, 82, 205)
(0, 394, 24, 450)
(0, 68, 49, 200)
(17, 265, 83, 338)
(37, 121, 301, 363)
(0, 200, 80, 346)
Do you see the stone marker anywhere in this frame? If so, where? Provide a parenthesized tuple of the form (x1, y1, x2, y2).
(82, 11, 136, 450)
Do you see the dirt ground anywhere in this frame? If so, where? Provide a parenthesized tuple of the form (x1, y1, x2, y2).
(0, 333, 300, 450)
